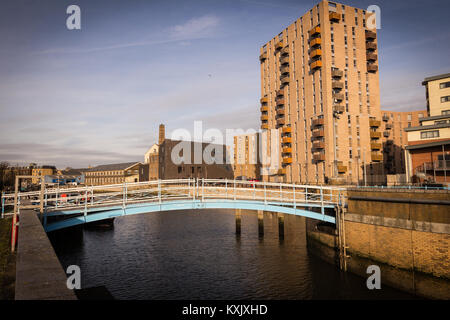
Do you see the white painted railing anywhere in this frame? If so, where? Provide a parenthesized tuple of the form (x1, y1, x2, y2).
(1, 179, 346, 217)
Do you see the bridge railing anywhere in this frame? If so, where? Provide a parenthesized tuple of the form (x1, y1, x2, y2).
(1, 179, 346, 218)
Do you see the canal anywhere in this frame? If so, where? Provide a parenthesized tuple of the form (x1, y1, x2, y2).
(49, 209, 416, 299)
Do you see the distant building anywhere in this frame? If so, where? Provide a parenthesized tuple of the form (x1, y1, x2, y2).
(380, 110, 426, 174)
(84, 162, 142, 185)
(46, 168, 86, 185)
(31, 165, 56, 184)
(141, 124, 234, 181)
(422, 73, 450, 117)
(233, 133, 261, 180)
(404, 73, 450, 184)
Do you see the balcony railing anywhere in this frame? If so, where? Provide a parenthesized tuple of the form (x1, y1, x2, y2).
(312, 129, 324, 138)
(275, 41, 285, 50)
(260, 97, 268, 104)
(367, 53, 378, 62)
(276, 89, 284, 97)
(260, 106, 268, 113)
(333, 105, 345, 114)
(382, 114, 390, 122)
(370, 131, 381, 139)
(277, 168, 286, 175)
(371, 152, 383, 162)
(313, 153, 325, 162)
(369, 119, 381, 127)
(332, 69, 343, 78)
(370, 142, 382, 150)
(280, 47, 289, 56)
(277, 118, 285, 126)
(282, 136, 292, 144)
(365, 30, 376, 40)
(280, 56, 289, 65)
(282, 126, 292, 135)
(385, 123, 393, 130)
(276, 98, 285, 106)
(367, 63, 378, 73)
(332, 81, 344, 90)
(276, 108, 285, 116)
(333, 92, 344, 101)
(309, 26, 321, 37)
(259, 52, 267, 62)
(310, 38, 321, 47)
(416, 160, 450, 172)
(282, 147, 292, 154)
(311, 60, 322, 70)
(310, 49, 322, 59)
(366, 42, 377, 51)
(337, 165, 347, 173)
(282, 157, 293, 165)
(313, 141, 325, 149)
(261, 123, 269, 130)
(261, 115, 269, 121)
(280, 76, 290, 85)
(280, 66, 289, 75)
(312, 118, 324, 127)
(329, 12, 341, 22)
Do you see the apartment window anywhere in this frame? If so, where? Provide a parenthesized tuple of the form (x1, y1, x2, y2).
(407, 114, 412, 121)
(418, 113, 424, 118)
(442, 110, 450, 115)
(441, 96, 450, 103)
(421, 130, 439, 139)
(440, 81, 450, 89)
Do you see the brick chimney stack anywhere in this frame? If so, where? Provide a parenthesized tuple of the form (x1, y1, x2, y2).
(158, 124, 165, 145)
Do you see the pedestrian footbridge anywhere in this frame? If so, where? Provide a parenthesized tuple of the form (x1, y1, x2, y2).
(2, 179, 346, 232)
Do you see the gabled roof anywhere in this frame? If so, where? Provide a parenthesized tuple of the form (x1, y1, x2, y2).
(86, 162, 141, 172)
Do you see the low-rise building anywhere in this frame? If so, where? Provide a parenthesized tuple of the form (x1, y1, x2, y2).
(31, 165, 56, 184)
(84, 162, 142, 185)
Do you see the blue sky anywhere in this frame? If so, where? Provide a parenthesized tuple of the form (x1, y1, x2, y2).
(0, 0, 449, 168)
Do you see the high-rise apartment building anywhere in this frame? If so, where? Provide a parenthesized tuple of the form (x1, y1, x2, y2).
(233, 133, 261, 180)
(259, 0, 384, 184)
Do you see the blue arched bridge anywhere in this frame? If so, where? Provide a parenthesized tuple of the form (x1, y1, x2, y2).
(2, 179, 346, 232)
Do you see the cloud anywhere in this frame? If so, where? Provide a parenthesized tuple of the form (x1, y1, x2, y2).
(34, 15, 220, 55)
(169, 15, 220, 40)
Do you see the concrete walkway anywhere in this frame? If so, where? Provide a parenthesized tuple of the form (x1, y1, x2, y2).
(15, 209, 77, 300)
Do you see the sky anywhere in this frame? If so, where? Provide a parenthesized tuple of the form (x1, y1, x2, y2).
(0, 0, 449, 168)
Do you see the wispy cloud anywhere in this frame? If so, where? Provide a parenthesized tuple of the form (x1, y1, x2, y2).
(34, 14, 220, 55)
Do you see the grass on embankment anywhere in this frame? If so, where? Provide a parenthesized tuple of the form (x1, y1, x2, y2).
(0, 217, 15, 299)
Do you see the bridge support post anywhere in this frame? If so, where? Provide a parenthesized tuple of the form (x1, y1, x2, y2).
(277, 213, 284, 239)
(235, 209, 241, 235)
(257, 210, 264, 237)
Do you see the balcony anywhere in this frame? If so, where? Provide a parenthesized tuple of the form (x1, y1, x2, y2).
(385, 123, 393, 130)
(337, 165, 347, 174)
(259, 52, 267, 62)
(311, 60, 322, 70)
(310, 37, 321, 48)
(383, 131, 390, 138)
(276, 89, 284, 97)
(332, 81, 344, 90)
(333, 92, 344, 101)
(333, 105, 345, 114)
(310, 49, 322, 59)
(275, 41, 285, 50)
(276, 108, 285, 116)
(276, 98, 285, 106)
(313, 141, 325, 149)
(261, 123, 269, 130)
(260, 106, 268, 112)
(282, 136, 292, 144)
(280, 56, 289, 65)
(312, 118, 324, 127)
(369, 119, 381, 127)
(282, 157, 293, 165)
(282, 147, 292, 154)
(280, 47, 289, 56)
(309, 26, 321, 37)
(367, 53, 377, 62)
(371, 152, 383, 162)
(370, 131, 381, 139)
(280, 76, 290, 85)
(282, 126, 292, 135)
(278, 168, 286, 175)
(366, 42, 377, 51)
(312, 129, 324, 138)
(277, 118, 285, 126)
(313, 153, 325, 162)
(260, 97, 268, 104)
(261, 115, 269, 121)
(329, 12, 341, 22)
(332, 69, 343, 78)
(365, 30, 376, 41)
(370, 142, 382, 150)
(280, 66, 289, 75)
(382, 114, 390, 122)
(367, 63, 378, 73)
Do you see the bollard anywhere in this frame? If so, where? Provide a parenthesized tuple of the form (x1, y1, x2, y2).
(235, 209, 241, 235)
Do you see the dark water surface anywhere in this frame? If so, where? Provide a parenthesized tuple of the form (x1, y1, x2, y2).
(49, 209, 416, 299)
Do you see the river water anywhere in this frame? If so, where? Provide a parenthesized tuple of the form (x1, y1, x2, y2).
(49, 209, 416, 299)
